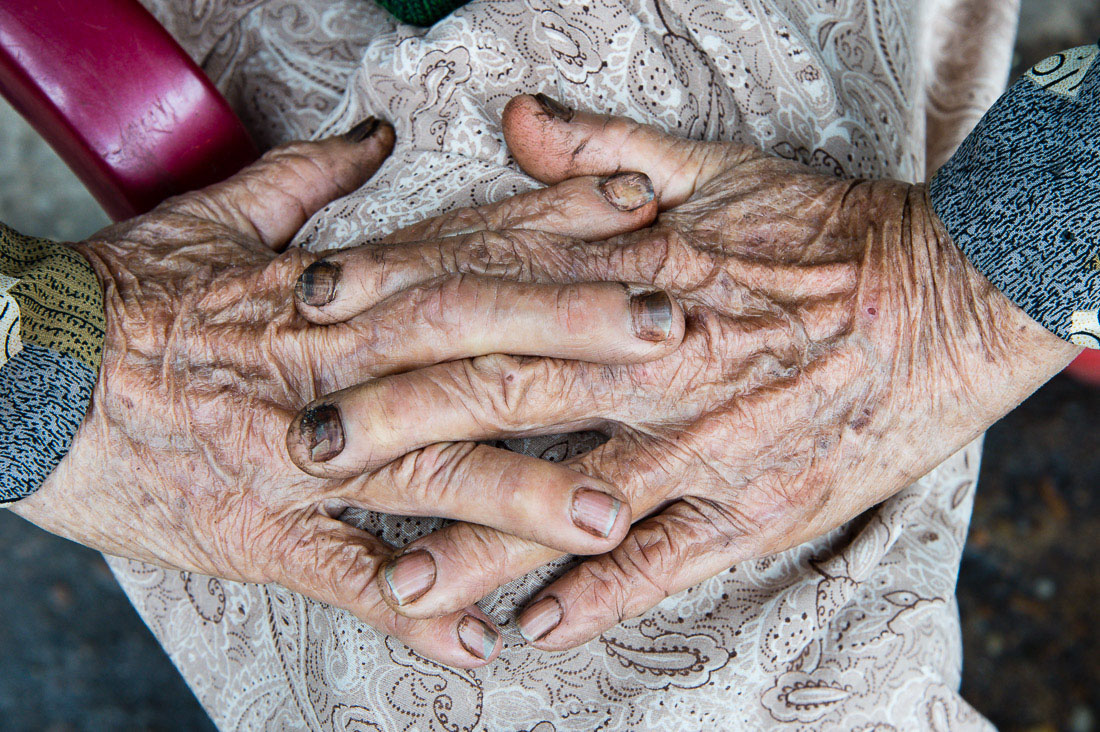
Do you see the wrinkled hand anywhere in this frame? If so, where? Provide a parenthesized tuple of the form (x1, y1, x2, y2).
(333, 95, 1079, 651)
(10, 120, 684, 666)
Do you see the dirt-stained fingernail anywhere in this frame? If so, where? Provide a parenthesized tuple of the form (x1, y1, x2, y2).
(295, 260, 340, 307)
(380, 550, 436, 606)
(599, 173, 655, 212)
(533, 92, 574, 122)
(300, 403, 345, 462)
(630, 290, 674, 342)
(518, 596, 562, 643)
(342, 116, 381, 143)
(571, 487, 622, 538)
(457, 616, 499, 660)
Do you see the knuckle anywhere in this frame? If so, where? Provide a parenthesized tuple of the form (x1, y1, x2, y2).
(680, 495, 771, 553)
(607, 117, 643, 144)
(405, 275, 466, 330)
(442, 524, 514, 578)
(392, 442, 480, 506)
(572, 561, 633, 624)
(451, 231, 528, 279)
(618, 229, 680, 285)
(568, 526, 678, 625)
(263, 141, 313, 164)
(463, 354, 542, 429)
(552, 284, 593, 335)
(613, 522, 678, 598)
(279, 527, 382, 609)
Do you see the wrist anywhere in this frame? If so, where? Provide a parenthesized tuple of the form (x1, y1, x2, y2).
(859, 185, 1077, 479)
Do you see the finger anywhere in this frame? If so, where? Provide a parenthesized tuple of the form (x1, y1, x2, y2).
(382, 173, 658, 244)
(347, 439, 630, 559)
(295, 228, 610, 323)
(274, 516, 503, 667)
(287, 425, 632, 555)
(376, 525, 558, 619)
(514, 501, 765, 650)
(370, 435, 676, 619)
(502, 94, 758, 208)
(168, 118, 395, 249)
(295, 276, 682, 388)
(287, 353, 637, 476)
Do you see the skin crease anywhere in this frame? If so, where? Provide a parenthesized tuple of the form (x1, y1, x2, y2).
(7, 124, 690, 669)
(315, 96, 1081, 654)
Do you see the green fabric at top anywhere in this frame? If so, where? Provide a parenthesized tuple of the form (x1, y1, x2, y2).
(376, 0, 470, 25)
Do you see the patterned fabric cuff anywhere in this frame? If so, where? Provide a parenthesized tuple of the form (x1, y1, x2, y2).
(374, 0, 469, 26)
(0, 223, 105, 503)
(929, 41, 1100, 348)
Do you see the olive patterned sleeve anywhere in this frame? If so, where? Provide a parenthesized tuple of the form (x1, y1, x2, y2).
(0, 223, 105, 504)
(929, 41, 1100, 348)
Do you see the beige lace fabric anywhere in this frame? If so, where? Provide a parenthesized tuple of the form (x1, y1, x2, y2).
(119, 0, 1019, 728)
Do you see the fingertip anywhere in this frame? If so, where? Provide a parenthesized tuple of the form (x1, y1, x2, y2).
(569, 485, 631, 547)
(519, 594, 603, 652)
(331, 117, 396, 159)
(623, 286, 686, 358)
(593, 172, 659, 236)
(363, 120, 396, 164)
(502, 93, 579, 183)
(455, 610, 503, 666)
(376, 549, 438, 612)
(293, 259, 343, 323)
(304, 119, 396, 203)
(286, 401, 348, 478)
(598, 172, 655, 213)
(517, 595, 565, 646)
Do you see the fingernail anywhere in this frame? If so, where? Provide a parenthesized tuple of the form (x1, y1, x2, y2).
(598, 173, 655, 212)
(533, 92, 574, 122)
(457, 616, 499, 660)
(630, 290, 674, 342)
(295, 260, 340, 307)
(300, 404, 345, 462)
(518, 596, 562, 643)
(571, 487, 622, 538)
(380, 550, 437, 606)
(343, 117, 381, 143)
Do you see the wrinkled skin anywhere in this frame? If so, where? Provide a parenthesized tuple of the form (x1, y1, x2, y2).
(12, 92, 1080, 669)
(298, 96, 1080, 651)
(10, 123, 688, 667)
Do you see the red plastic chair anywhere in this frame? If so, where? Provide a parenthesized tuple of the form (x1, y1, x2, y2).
(1064, 348, 1100, 386)
(0, 0, 258, 221)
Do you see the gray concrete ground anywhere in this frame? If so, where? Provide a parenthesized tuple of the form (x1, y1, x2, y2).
(0, 1, 1097, 729)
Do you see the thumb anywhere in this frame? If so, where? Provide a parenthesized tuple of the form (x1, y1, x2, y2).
(168, 118, 394, 249)
(502, 94, 757, 209)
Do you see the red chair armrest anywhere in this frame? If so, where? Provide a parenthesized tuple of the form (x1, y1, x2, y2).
(0, 0, 258, 221)
(1064, 349, 1100, 386)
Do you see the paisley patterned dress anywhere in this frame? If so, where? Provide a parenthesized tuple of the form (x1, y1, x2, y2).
(119, 1, 1020, 728)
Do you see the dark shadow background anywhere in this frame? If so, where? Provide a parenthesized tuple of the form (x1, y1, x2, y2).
(0, 1, 1097, 729)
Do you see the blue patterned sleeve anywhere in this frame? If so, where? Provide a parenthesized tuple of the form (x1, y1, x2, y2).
(929, 41, 1100, 348)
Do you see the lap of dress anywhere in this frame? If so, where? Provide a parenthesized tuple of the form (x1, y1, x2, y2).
(113, 1, 1017, 728)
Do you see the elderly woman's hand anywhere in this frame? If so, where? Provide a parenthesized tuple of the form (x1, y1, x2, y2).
(345, 96, 1079, 650)
(10, 121, 685, 667)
